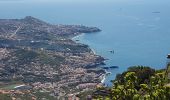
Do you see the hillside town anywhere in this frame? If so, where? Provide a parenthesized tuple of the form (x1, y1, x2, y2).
(0, 16, 105, 99)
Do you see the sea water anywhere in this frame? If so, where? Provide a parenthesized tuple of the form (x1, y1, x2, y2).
(1, 0, 170, 86)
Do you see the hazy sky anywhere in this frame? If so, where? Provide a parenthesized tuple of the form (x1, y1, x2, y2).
(0, 0, 143, 3)
(0, 0, 127, 5)
(0, 0, 112, 2)
(0, 0, 169, 7)
(0, 0, 169, 4)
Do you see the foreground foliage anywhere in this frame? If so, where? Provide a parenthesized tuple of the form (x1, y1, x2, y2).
(93, 66, 170, 100)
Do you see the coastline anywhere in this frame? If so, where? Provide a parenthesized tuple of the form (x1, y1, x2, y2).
(72, 33, 106, 85)
(71, 33, 96, 55)
(71, 33, 85, 40)
(91, 48, 96, 55)
(101, 74, 106, 84)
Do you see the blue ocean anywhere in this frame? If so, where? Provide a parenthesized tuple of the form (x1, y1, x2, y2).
(1, 0, 170, 86)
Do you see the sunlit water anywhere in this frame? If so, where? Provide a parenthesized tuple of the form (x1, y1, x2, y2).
(1, 0, 170, 86)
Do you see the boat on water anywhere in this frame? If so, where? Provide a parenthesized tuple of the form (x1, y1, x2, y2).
(103, 67, 109, 69)
(110, 66, 119, 68)
(103, 66, 119, 69)
(106, 71, 111, 75)
(109, 50, 114, 53)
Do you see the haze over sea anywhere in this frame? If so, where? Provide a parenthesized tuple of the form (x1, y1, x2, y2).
(1, 0, 170, 86)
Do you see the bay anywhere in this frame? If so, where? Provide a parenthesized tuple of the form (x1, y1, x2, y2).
(1, 0, 170, 86)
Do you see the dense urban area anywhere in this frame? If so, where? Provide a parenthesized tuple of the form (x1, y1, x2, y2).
(0, 16, 105, 100)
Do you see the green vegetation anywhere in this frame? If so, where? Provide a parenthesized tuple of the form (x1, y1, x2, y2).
(32, 91, 57, 100)
(166, 64, 170, 84)
(14, 49, 64, 67)
(39, 52, 64, 66)
(93, 66, 170, 100)
(114, 66, 155, 90)
(14, 49, 39, 64)
(0, 94, 12, 100)
(0, 90, 57, 100)
(76, 90, 95, 100)
(12, 94, 33, 100)
(0, 91, 56, 100)
(0, 80, 23, 89)
(0, 84, 18, 90)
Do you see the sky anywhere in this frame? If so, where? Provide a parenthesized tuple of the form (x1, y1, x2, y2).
(0, 0, 145, 3)
(0, 0, 113, 5)
(1, 0, 168, 5)
(0, 0, 111, 2)
(0, 0, 122, 6)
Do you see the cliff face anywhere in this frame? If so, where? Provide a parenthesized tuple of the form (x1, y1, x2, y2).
(0, 16, 104, 98)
